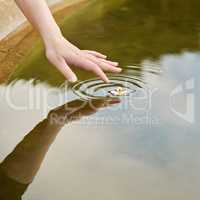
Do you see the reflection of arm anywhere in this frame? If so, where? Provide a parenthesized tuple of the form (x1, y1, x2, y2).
(0, 167, 28, 200)
(0, 98, 119, 199)
(0, 118, 64, 200)
(0, 118, 63, 185)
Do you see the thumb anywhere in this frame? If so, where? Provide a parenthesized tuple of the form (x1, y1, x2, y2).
(57, 59, 77, 82)
(47, 54, 78, 83)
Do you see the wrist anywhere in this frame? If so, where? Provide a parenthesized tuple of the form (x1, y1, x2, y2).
(41, 27, 63, 49)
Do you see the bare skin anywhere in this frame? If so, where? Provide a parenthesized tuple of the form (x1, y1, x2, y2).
(14, 0, 122, 83)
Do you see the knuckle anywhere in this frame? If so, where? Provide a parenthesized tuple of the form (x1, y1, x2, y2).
(46, 50, 63, 64)
(45, 50, 54, 60)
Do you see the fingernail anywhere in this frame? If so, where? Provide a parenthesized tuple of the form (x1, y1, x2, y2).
(117, 68, 122, 72)
(105, 78, 110, 83)
(69, 76, 78, 83)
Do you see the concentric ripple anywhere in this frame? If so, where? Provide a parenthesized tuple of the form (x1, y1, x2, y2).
(72, 65, 161, 100)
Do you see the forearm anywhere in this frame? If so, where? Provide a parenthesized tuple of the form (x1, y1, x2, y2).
(15, 0, 62, 46)
(15, 0, 120, 83)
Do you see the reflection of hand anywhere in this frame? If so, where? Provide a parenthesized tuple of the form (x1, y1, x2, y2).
(48, 97, 121, 126)
(0, 97, 120, 187)
(45, 36, 122, 83)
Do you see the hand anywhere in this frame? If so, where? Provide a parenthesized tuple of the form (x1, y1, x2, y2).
(14, 0, 121, 83)
(48, 97, 121, 125)
(45, 36, 122, 83)
(0, 97, 120, 186)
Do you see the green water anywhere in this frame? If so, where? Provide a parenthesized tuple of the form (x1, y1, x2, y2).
(0, 0, 200, 199)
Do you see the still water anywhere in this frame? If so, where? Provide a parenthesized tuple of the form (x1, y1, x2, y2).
(0, 0, 200, 199)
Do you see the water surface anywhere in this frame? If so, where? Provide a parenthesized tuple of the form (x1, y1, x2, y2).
(0, 0, 200, 199)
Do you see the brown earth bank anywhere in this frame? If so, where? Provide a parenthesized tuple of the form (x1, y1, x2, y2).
(0, 0, 88, 84)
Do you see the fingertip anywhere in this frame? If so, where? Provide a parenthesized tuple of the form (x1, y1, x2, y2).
(116, 67, 122, 72)
(100, 75, 109, 83)
(106, 66, 122, 73)
(94, 67, 110, 83)
(113, 62, 119, 66)
(99, 54, 107, 60)
(98, 53, 107, 59)
(68, 75, 78, 83)
(97, 52, 107, 58)
(104, 77, 110, 83)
